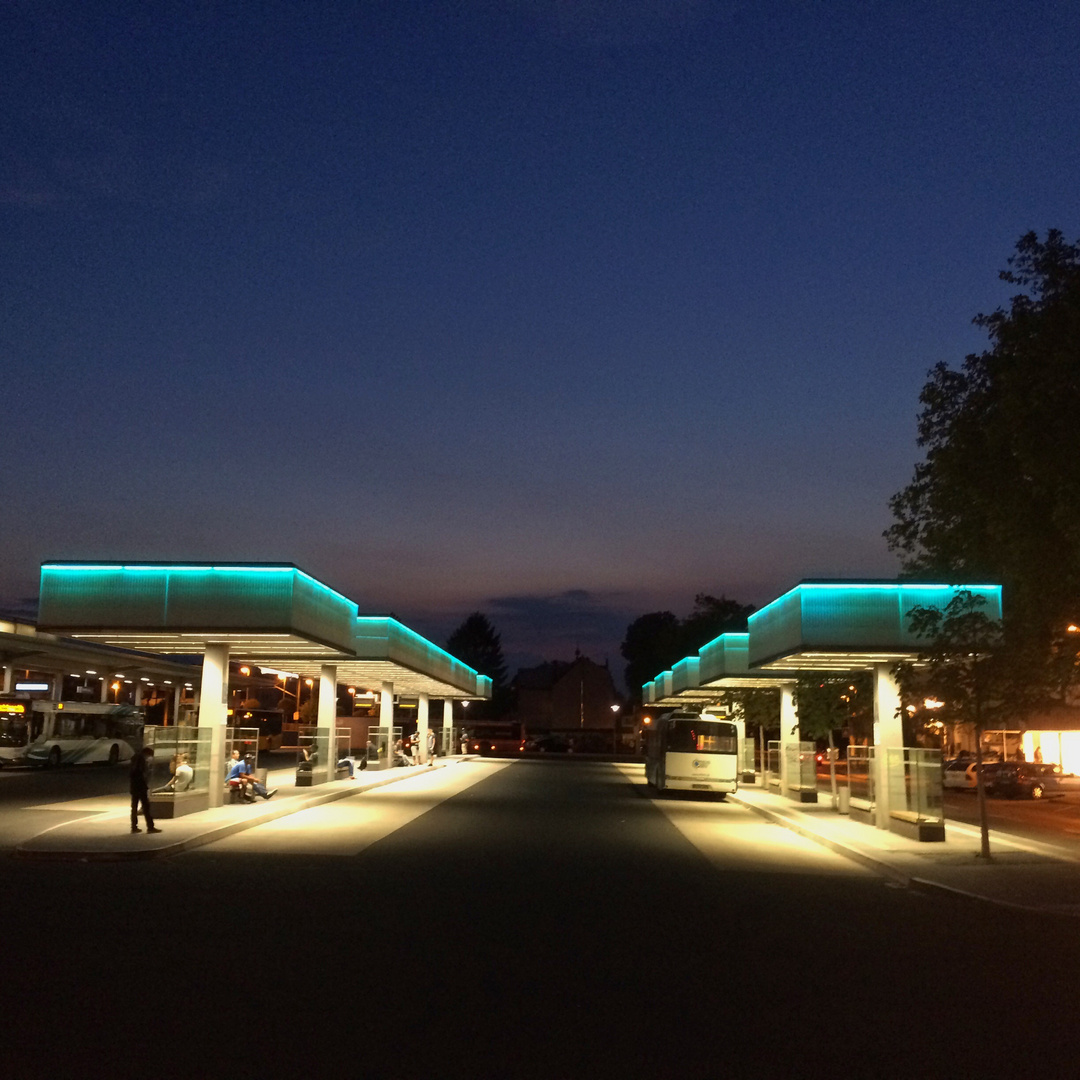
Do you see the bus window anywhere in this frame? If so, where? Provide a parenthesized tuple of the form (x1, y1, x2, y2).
(0, 719, 29, 748)
(667, 719, 737, 755)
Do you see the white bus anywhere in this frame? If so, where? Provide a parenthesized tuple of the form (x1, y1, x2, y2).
(644, 710, 739, 797)
(0, 701, 143, 768)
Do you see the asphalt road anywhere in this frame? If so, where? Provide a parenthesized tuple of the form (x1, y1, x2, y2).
(4, 760, 1080, 1079)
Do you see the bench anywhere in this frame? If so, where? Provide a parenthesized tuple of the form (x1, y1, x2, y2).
(889, 810, 945, 843)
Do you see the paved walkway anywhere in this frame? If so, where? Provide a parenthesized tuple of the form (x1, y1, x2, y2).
(732, 785, 1080, 916)
(15, 759, 461, 860)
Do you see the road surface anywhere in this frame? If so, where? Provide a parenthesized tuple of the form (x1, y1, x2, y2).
(3, 759, 1079, 1077)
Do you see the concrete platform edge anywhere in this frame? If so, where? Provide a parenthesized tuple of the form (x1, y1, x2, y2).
(729, 792, 908, 885)
(15, 762, 456, 862)
(730, 791, 1080, 919)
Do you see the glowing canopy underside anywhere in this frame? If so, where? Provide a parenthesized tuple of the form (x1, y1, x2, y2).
(36, 563, 489, 699)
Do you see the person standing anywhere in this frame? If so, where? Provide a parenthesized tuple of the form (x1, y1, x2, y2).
(130, 746, 162, 834)
(427, 727, 436, 766)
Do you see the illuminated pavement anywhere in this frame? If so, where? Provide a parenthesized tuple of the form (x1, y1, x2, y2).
(4, 758, 1080, 1077)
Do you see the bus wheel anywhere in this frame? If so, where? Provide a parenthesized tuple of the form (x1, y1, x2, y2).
(108, 744, 120, 766)
(48, 745, 61, 768)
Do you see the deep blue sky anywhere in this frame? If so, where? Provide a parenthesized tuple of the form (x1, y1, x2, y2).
(3, 1, 1078, 679)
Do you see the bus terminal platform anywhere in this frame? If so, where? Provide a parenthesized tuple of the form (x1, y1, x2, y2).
(731, 784, 1080, 917)
(15, 757, 472, 861)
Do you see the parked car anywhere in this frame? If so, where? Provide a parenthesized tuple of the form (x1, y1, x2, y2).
(943, 758, 1006, 790)
(985, 762, 1064, 799)
(943, 759, 979, 790)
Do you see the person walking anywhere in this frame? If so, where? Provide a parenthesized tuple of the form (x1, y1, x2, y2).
(130, 746, 162, 834)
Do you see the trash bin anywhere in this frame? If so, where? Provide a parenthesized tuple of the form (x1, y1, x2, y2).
(838, 786, 850, 814)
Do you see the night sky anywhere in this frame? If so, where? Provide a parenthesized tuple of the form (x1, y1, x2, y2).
(3, 1, 1078, 677)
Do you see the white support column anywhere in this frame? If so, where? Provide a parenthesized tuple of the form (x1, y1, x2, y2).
(172, 685, 182, 725)
(198, 644, 230, 809)
(100, 678, 109, 704)
(380, 680, 394, 769)
(134, 683, 144, 707)
(442, 698, 453, 756)
(51, 673, 64, 702)
(417, 693, 430, 765)
(318, 664, 338, 783)
(779, 682, 798, 793)
(3, 665, 14, 694)
(873, 663, 903, 829)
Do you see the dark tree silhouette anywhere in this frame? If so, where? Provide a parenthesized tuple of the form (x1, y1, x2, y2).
(887, 229, 1080, 704)
(621, 594, 755, 703)
(446, 612, 508, 690)
(621, 610, 683, 704)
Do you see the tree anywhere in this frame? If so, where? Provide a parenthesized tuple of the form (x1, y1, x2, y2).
(446, 612, 507, 690)
(793, 674, 873, 807)
(621, 595, 756, 704)
(620, 610, 683, 704)
(724, 687, 781, 777)
(886, 229, 1080, 704)
(680, 593, 756, 655)
(897, 590, 1006, 858)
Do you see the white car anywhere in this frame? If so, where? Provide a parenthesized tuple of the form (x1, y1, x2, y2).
(943, 760, 979, 790)
(943, 758, 1004, 790)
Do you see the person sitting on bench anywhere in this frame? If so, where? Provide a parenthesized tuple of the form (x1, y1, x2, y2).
(228, 753, 276, 801)
(161, 752, 194, 792)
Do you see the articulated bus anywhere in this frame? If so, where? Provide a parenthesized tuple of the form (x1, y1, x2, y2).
(0, 701, 144, 768)
(644, 710, 739, 797)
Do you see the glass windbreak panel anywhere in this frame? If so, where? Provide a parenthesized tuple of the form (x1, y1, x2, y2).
(225, 727, 259, 774)
(667, 719, 738, 754)
(740, 737, 756, 774)
(313, 727, 333, 774)
(785, 742, 816, 792)
(335, 727, 351, 768)
(767, 740, 781, 786)
(145, 726, 212, 796)
(848, 746, 875, 809)
(296, 726, 318, 770)
(885, 748, 943, 824)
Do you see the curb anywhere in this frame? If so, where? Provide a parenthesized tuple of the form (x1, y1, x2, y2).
(15, 760, 455, 862)
(728, 792, 908, 886)
(729, 790, 1080, 918)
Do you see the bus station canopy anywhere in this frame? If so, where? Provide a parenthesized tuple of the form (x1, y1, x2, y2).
(747, 581, 1002, 671)
(37, 562, 490, 700)
(0, 619, 199, 686)
(643, 580, 1003, 704)
(643, 633, 799, 708)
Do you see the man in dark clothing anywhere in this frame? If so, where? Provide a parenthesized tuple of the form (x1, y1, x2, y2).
(130, 746, 162, 834)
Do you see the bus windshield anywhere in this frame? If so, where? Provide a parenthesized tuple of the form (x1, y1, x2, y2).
(667, 719, 737, 755)
(0, 719, 29, 747)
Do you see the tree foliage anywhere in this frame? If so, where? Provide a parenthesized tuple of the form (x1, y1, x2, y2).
(793, 674, 872, 742)
(620, 610, 683, 704)
(446, 612, 508, 690)
(620, 593, 755, 702)
(886, 230, 1080, 703)
(895, 590, 1009, 730)
(896, 589, 1008, 858)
